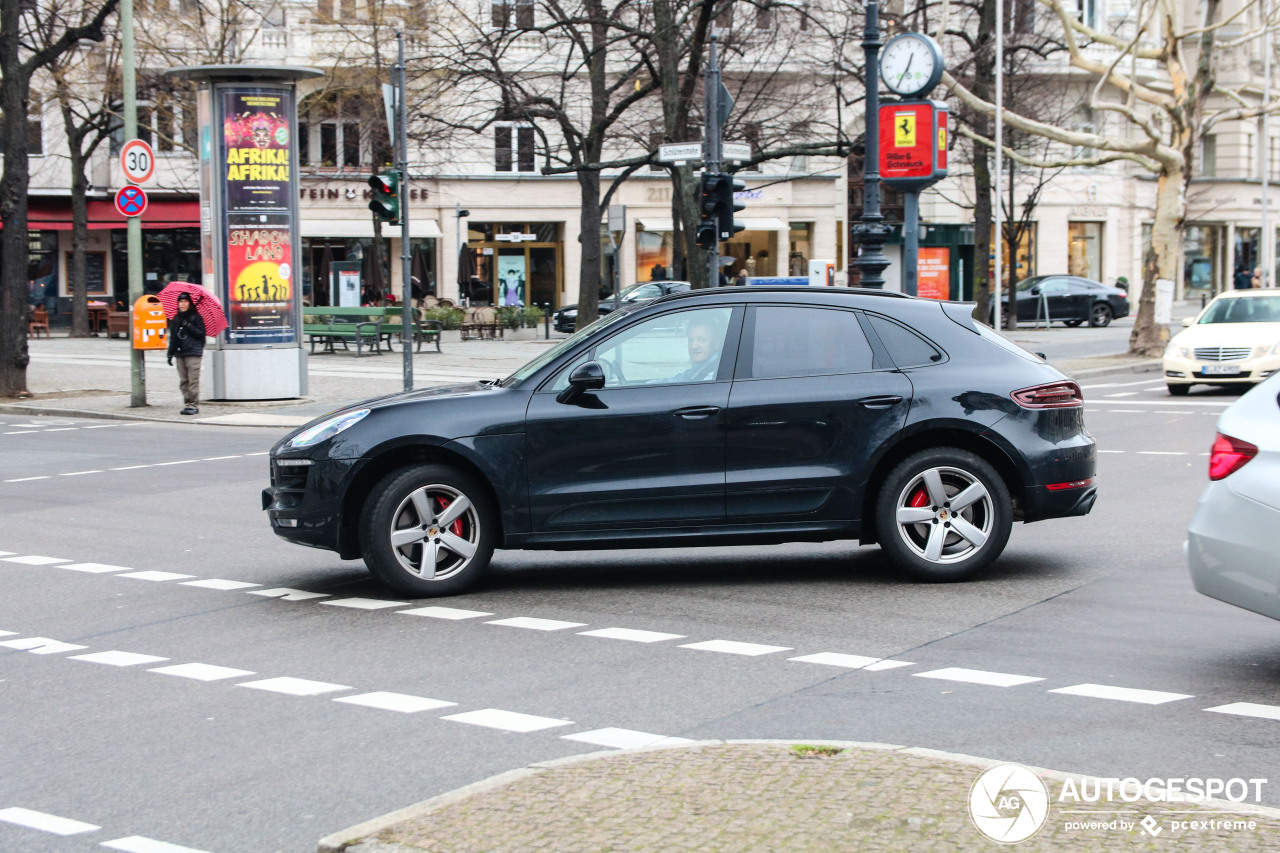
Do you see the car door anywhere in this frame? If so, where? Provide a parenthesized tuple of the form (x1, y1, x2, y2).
(525, 306, 742, 532)
(724, 305, 912, 522)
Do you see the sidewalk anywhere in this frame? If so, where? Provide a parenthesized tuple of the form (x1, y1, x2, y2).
(320, 741, 1280, 853)
(4, 314, 1165, 428)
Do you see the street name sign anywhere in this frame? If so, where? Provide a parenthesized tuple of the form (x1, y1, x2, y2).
(723, 142, 751, 163)
(658, 142, 703, 164)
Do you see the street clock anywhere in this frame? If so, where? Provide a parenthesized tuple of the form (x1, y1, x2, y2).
(880, 32, 945, 98)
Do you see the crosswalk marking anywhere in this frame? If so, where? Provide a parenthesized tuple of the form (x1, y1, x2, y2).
(321, 598, 409, 610)
(180, 579, 260, 590)
(1049, 683, 1192, 705)
(71, 651, 170, 667)
(2, 555, 70, 565)
(117, 571, 196, 582)
(1204, 702, 1280, 721)
(578, 627, 685, 643)
(398, 605, 493, 620)
(680, 639, 793, 656)
(442, 708, 574, 733)
(0, 807, 100, 835)
(101, 836, 215, 853)
(333, 692, 457, 713)
(0, 637, 88, 654)
(562, 728, 695, 749)
(247, 588, 329, 601)
(486, 616, 588, 631)
(59, 563, 133, 573)
(789, 652, 881, 669)
(914, 667, 1044, 687)
(149, 663, 256, 682)
(237, 677, 352, 696)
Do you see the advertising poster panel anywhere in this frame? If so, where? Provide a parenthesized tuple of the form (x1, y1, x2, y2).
(497, 255, 526, 306)
(917, 247, 950, 300)
(219, 87, 297, 344)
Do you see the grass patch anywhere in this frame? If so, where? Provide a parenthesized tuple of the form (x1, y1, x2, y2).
(791, 744, 845, 758)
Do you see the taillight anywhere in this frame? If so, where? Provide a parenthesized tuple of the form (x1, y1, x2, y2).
(1208, 433, 1257, 481)
(1011, 381, 1083, 409)
(1118, 290, 1127, 299)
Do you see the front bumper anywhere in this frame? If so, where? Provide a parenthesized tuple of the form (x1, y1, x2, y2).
(1163, 354, 1280, 385)
(1188, 480, 1280, 621)
(262, 458, 353, 552)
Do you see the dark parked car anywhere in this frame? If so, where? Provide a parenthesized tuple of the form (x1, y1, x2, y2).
(553, 280, 691, 332)
(264, 286, 1097, 596)
(997, 275, 1130, 327)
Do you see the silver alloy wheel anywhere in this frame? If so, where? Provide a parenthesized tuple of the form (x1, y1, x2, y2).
(388, 483, 480, 580)
(893, 466, 994, 564)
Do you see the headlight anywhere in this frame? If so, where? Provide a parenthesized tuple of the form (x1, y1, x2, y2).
(1253, 342, 1280, 358)
(287, 409, 370, 448)
(1164, 341, 1190, 359)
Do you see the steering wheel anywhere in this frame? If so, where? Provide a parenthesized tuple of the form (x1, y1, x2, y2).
(598, 356, 627, 387)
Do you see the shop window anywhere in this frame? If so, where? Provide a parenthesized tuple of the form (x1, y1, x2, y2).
(495, 124, 536, 173)
(1067, 221, 1101, 281)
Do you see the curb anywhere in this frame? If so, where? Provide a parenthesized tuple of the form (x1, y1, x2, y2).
(0, 402, 315, 428)
(315, 739, 1280, 852)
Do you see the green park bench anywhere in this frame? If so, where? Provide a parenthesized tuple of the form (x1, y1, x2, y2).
(302, 306, 386, 357)
(378, 309, 443, 353)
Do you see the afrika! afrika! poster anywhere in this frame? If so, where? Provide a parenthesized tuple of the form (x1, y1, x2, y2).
(221, 89, 292, 213)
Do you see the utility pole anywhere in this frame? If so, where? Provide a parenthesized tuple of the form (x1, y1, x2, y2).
(122, 0, 145, 405)
(704, 33, 724, 287)
(852, 0, 892, 288)
(396, 32, 412, 391)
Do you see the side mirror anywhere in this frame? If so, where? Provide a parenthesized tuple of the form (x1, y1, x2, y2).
(1029, 285, 1041, 296)
(556, 360, 607, 404)
(1181, 317, 1194, 327)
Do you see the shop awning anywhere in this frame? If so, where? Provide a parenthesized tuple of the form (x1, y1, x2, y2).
(636, 217, 789, 232)
(301, 218, 443, 239)
(19, 198, 201, 230)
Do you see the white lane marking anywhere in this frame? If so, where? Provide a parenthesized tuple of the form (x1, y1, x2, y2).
(0, 630, 15, 636)
(1137, 451, 1188, 456)
(1049, 683, 1193, 705)
(679, 639, 794, 656)
(0, 637, 88, 654)
(101, 836, 214, 853)
(236, 677, 352, 696)
(577, 627, 686, 643)
(562, 728, 695, 749)
(1098, 450, 1125, 454)
(149, 663, 256, 681)
(82, 424, 121, 429)
(59, 470, 104, 477)
(398, 606, 493, 620)
(789, 652, 882, 669)
(3, 431, 39, 435)
(485, 616, 588, 631)
(59, 563, 133, 573)
(441, 708, 574, 733)
(914, 667, 1044, 687)
(1103, 410, 1144, 414)
(1204, 702, 1280, 721)
(864, 659, 915, 671)
(1079, 378, 1167, 390)
(201, 455, 241, 461)
(0, 807, 100, 835)
(247, 588, 329, 601)
(333, 692, 457, 713)
(70, 651, 170, 667)
(320, 598, 410, 610)
(1103, 392, 1139, 397)
(3, 555, 70, 565)
(155, 460, 198, 466)
(0, 551, 13, 556)
(43, 428, 78, 432)
(244, 451, 269, 456)
(3, 474, 49, 480)
(180, 579, 260, 590)
(117, 571, 195, 582)
(109, 465, 152, 471)
(1087, 399, 1231, 407)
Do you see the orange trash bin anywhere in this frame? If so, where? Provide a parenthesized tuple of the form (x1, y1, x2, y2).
(132, 295, 169, 350)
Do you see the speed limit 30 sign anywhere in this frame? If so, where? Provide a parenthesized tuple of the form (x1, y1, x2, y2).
(120, 139, 155, 184)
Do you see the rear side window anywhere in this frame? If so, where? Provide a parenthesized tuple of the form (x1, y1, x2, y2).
(866, 315, 942, 367)
(747, 306, 874, 378)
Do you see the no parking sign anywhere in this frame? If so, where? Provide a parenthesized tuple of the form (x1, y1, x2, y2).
(115, 185, 148, 218)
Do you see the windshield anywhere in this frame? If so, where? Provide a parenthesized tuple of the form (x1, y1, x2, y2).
(1015, 278, 1042, 292)
(1199, 296, 1280, 324)
(621, 283, 663, 302)
(503, 309, 632, 387)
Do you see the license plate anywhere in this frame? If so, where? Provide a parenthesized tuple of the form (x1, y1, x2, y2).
(1202, 364, 1242, 375)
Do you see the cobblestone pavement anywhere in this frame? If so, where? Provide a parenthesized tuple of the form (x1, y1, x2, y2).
(325, 743, 1280, 853)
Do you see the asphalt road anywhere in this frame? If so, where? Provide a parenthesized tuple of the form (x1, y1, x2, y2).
(2, 379, 1277, 853)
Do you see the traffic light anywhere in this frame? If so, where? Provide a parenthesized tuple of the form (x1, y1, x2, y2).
(698, 173, 720, 235)
(695, 224, 718, 250)
(716, 174, 746, 239)
(698, 172, 747, 244)
(368, 171, 400, 224)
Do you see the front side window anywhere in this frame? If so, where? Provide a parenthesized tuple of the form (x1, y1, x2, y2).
(745, 306, 874, 378)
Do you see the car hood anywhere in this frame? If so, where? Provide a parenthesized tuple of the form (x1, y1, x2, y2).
(1171, 322, 1280, 348)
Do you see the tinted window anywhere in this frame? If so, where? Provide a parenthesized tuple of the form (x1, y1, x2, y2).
(748, 307, 873, 378)
(867, 315, 942, 367)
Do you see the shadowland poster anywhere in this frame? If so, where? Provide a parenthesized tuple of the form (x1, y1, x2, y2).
(220, 87, 297, 344)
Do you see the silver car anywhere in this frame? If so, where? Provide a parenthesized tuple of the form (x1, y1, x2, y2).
(1187, 371, 1280, 620)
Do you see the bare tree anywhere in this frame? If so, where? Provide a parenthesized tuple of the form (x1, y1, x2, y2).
(1, 0, 119, 397)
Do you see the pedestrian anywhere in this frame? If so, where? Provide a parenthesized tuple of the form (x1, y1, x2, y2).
(1252, 266, 1264, 289)
(734, 267, 748, 286)
(1233, 266, 1251, 290)
(167, 292, 206, 416)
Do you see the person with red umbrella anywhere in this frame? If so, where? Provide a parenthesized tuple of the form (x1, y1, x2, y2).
(166, 293, 207, 415)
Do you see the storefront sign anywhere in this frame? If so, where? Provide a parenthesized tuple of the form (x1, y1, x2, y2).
(1068, 206, 1107, 217)
(218, 87, 298, 344)
(917, 247, 950, 300)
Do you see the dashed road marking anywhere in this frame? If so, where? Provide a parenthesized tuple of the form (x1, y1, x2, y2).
(442, 708, 574, 733)
(247, 588, 329, 601)
(864, 659, 916, 671)
(2, 555, 69, 565)
(486, 616, 588, 631)
(321, 597, 410, 610)
(789, 652, 883, 669)
(59, 563, 133, 573)
(333, 692, 457, 713)
(578, 627, 686, 643)
(60, 470, 105, 476)
(1137, 451, 1187, 456)
(1204, 702, 1280, 722)
(680, 639, 793, 656)
(0, 636, 88, 654)
(236, 676, 352, 696)
(180, 578, 260, 590)
(398, 605, 493, 620)
(1049, 683, 1193, 705)
(102, 836, 214, 853)
(562, 728, 695, 749)
(149, 662, 256, 681)
(3, 475, 49, 480)
(914, 667, 1044, 688)
(70, 651, 170, 667)
(117, 571, 195, 582)
(0, 806, 100, 835)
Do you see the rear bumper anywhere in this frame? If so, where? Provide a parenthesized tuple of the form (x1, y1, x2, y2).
(1022, 482, 1097, 521)
(1188, 481, 1280, 621)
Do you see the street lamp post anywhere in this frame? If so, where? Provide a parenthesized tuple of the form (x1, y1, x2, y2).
(852, 0, 894, 289)
(455, 202, 469, 305)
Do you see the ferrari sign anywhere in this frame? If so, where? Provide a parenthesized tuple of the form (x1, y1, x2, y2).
(879, 100, 948, 191)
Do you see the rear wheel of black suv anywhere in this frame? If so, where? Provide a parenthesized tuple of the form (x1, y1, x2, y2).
(874, 448, 1013, 582)
(359, 463, 495, 596)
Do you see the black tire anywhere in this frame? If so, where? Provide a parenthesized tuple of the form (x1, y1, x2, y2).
(1089, 303, 1113, 327)
(359, 463, 496, 597)
(1063, 319, 1083, 328)
(1168, 384, 1191, 396)
(874, 448, 1013, 582)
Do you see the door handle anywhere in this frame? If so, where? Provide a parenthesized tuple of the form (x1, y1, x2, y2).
(673, 405, 721, 419)
(856, 395, 903, 410)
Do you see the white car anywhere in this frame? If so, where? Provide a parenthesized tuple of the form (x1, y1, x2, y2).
(1187, 371, 1280, 620)
(1163, 290, 1280, 395)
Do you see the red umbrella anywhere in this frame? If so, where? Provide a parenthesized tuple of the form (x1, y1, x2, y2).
(157, 281, 229, 337)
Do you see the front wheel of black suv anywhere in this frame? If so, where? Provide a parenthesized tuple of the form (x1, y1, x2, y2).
(874, 448, 1013, 582)
(359, 463, 496, 596)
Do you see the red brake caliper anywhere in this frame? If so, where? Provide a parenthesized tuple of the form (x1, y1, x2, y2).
(435, 497, 465, 536)
(908, 489, 930, 509)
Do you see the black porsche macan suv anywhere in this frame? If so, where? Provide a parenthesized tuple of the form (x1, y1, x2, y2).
(264, 286, 1097, 596)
